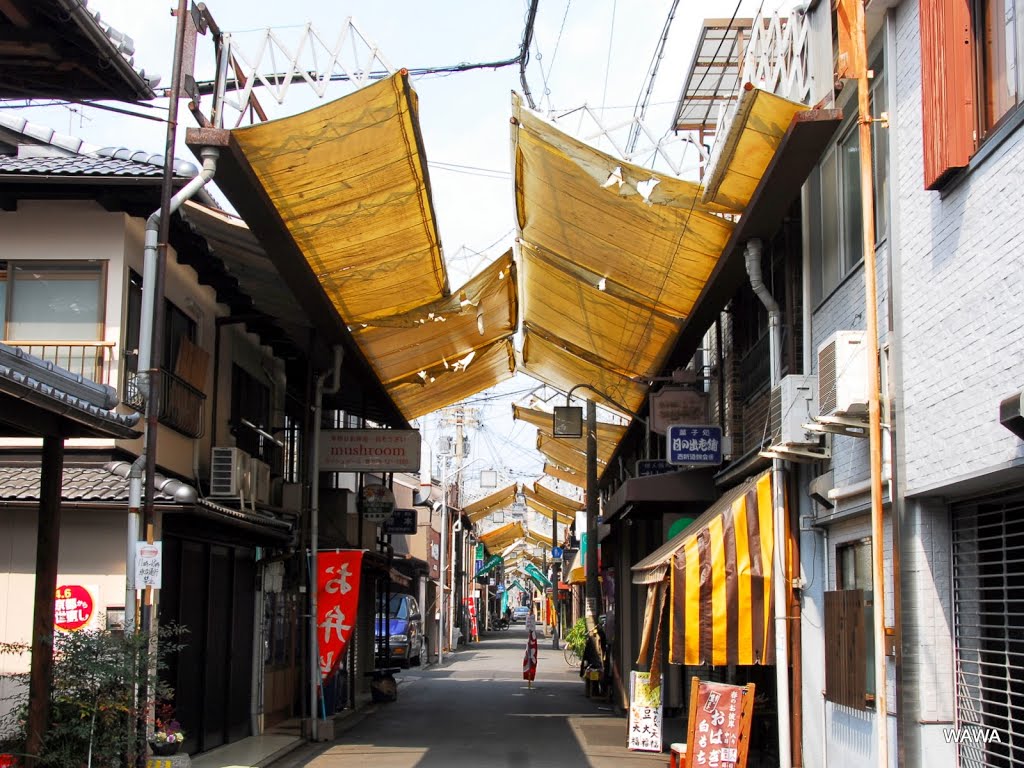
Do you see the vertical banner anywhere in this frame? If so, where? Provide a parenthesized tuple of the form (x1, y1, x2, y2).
(317, 550, 364, 679)
(683, 679, 755, 768)
(627, 671, 663, 752)
(464, 596, 479, 641)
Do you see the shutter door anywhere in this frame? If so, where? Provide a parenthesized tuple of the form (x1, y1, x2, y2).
(918, 0, 976, 188)
(952, 489, 1024, 766)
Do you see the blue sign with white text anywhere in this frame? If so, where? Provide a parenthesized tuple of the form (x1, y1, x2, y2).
(667, 425, 723, 466)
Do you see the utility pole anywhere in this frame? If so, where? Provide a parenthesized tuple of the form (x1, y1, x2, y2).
(585, 400, 599, 627)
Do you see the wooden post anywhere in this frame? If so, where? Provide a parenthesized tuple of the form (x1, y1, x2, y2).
(24, 435, 64, 766)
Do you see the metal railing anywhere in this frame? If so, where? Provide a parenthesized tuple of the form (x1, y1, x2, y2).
(124, 367, 206, 439)
(1, 340, 116, 384)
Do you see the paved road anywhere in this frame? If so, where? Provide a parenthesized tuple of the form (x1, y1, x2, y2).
(277, 625, 670, 768)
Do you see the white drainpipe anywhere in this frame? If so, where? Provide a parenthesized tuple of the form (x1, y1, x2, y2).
(745, 238, 793, 768)
(309, 346, 343, 740)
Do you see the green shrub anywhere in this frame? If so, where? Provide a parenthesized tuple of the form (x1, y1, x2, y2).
(0, 624, 187, 768)
(565, 617, 588, 657)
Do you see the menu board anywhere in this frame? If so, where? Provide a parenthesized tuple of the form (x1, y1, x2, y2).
(683, 678, 755, 768)
(627, 671, 663, 752)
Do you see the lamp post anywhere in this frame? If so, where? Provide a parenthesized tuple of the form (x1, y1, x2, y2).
(554, 385, 642, 630)
(437, 456, 488, 665)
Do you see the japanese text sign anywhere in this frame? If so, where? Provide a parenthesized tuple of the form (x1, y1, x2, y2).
(54, 584, 95, 631)
(683, 678, 755, 768)
(135, 542, 162, 589)
(667, 425, 723, 466)
(317, 550, 364, 680)
(627, 671, 663, 752)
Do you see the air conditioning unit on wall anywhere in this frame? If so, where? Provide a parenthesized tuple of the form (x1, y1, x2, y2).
(762, 374, 830, 462)
(250, 457, 272, 505)
(818, 330, 870, 419)
(210, 446, 251, 498)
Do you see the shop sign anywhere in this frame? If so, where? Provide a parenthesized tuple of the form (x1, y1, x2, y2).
(650, 388, 707, 435)
(361, 484, 396, 524)
(319, 429, 421, 472)
(317, 550, 364, 679)
(135, 542, 162, 589)
(636, 459, 677, 477)
(54, 584, 95, 632)
(682, 679, 755, 767)
(383, 508, 417, 535)
(667, 425, 723, 466)
(627, 671, 663, 752)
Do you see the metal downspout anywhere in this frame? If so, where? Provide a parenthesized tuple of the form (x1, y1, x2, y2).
(746, 238, 793, 768)
(308, 346, 343, 741)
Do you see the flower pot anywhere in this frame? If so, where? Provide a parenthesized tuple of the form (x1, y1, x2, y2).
(150, 742, 180, 757)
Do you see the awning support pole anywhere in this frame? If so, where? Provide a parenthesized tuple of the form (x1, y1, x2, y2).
(745, 238, 793, 768)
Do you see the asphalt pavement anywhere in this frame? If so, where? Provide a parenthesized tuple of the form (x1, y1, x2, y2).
(273, 624, 672, 768)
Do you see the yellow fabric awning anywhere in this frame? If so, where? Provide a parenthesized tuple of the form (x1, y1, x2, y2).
(568, 547, 585, 584)
(232, 71, 448, 324)
(536, 433, 604, 477)
(351, 251, 517, 387)
(631, 471, 776, 667)
(520, 489, 574, 526)
(520, 330, 649, 417)
(386, 338, 515, 421)
(530, 483, 583, 515)
(463, 484, 519, 524)
(543, 463, 584, 488)
(702, 86, 809, 211)
(512, 404, 628, 443)
(478, 521, 525, 551)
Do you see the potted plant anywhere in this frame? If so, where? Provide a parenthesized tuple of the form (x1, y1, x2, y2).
(149, 708, 186, 757)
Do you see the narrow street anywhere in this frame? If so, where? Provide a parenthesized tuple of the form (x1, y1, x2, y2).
(276, 626, 670, 768)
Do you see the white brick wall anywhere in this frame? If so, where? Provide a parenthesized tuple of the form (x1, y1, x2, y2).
(892, 0, 1024, 493)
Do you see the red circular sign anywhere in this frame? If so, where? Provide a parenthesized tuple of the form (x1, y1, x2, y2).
(54, 584, 94, 631)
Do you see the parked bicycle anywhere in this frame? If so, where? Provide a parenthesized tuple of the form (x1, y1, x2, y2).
(563, 642, 581, 667)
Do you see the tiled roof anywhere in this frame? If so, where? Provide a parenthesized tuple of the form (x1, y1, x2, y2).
(0, 153, 166, 178)
(0, 466, 175, 502)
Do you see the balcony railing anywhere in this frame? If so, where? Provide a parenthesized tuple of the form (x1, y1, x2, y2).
(124, 367, 206, 439)
(1, 340, 115, 384)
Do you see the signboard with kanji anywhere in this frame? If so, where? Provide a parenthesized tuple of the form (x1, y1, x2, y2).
(135, 541, 162, 589)
(650, 387, 707, 434)
(54, 584, 96, 631)
(636, 459, 678, 477)
(627, 671, 663, 752)
(317, 550, 364, 679)
(319, 429, 421, 472)
(667, 425, 723, 466)
(361, 484, 396, 524)
(383, 507, 417, 535)
(682, 678, 755, 768)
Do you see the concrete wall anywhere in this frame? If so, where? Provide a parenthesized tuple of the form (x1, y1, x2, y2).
(0, 508, 128, 725)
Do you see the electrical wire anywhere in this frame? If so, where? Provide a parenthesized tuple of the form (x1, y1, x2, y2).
(626, 0, 681, 153)
(600, 0, 618, 120)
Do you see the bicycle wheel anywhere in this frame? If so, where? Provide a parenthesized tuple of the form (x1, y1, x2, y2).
(564, 644, 580, 667)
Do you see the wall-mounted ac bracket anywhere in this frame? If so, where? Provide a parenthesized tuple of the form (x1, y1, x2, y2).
(803, 416, 868, 438)
(760, 440, 832, 463)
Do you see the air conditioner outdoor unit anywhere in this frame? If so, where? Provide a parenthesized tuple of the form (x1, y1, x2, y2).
(250, 457, 271, 505)
(210, 446, 251, 498)
(817, 330, 869, 420)
(770, 375, 820, 445)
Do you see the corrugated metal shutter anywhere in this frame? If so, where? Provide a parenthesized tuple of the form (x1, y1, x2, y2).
(918, 0, 976, 188)
(953, 489, 1024, 766)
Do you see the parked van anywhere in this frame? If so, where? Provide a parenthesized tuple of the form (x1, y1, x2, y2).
(375, 593, 425, 668)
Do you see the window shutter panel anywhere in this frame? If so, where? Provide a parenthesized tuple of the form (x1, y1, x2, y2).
(919, 0, 976, 188)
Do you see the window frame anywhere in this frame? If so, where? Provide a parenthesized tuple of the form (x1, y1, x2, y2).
(835, 537, 876, 702)
(0, 260, 107, 342)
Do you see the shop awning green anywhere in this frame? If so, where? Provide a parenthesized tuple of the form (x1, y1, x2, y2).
(475, 554, 503, 579)
(523, 561, 552, 591)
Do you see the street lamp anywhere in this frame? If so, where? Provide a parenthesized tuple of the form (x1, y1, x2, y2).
(437, 456, 489, 665)
(555, 385, 642, 634)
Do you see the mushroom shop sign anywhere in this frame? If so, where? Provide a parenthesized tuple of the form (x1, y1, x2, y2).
(319, 429, 421, 472)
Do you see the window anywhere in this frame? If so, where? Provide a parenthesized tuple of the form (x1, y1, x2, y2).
(920, 0, 1024, 187)
(809, 56, 888, 305)
(824, 538, 876, 709)
(230, 364, 273, 463)
(123, 271, 197, 376)
(0, 261, 106, 379)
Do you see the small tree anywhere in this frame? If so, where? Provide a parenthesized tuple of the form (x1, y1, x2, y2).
(0, 623, 187, 768)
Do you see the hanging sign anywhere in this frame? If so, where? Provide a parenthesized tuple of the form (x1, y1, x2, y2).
(650, 387, 707, 434)
(319, 429, 421, 472)
(383, 508, 417, 535)
(667, 425, 723, 466)
(361, 484, 396, 524)
(54, 584, 96, 632)
(135, 542, 162, 589)
(627, 671, 663, 752)
(317, 550, 364, 680)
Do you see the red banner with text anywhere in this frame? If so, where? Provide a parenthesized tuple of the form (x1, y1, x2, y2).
(317, 550, 364, 680)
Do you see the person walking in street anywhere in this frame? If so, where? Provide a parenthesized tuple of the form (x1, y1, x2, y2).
(523, 607, 538, 688)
